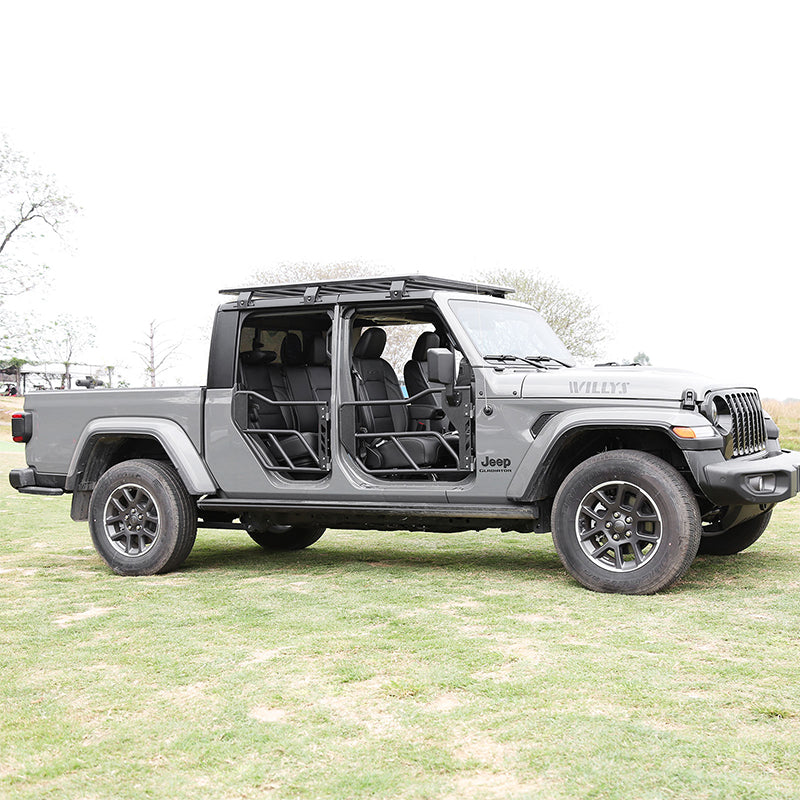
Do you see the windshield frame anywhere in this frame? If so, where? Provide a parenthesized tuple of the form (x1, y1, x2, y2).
(446, 296, 576, 368)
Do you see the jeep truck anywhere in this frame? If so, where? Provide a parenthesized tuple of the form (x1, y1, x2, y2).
(9, 276, 800, 594)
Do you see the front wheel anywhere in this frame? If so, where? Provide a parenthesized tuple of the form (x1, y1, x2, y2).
(89, 459, 197, 576)
(551, 450, 701, 594)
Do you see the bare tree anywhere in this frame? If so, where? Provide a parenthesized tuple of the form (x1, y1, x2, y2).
(137, 320, 181, 387)
(473, 268, 606, 359)
(20, 315, 96, 389)
(0, 133, 79, 300)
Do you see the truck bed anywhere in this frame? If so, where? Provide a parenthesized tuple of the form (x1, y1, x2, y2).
(22, 388, 205, 476)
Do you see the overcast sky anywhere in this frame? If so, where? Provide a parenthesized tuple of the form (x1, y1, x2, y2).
(2, 1, 798, 397)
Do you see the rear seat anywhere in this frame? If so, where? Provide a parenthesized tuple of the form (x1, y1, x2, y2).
(239, 344, 292, 431)
(305, 334, 333, 406)
(239, 333, 330, 469)
(281, 332, 331, 438)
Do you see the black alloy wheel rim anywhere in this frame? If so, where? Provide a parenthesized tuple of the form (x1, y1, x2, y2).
(102, 483, 161, 557)
(574, 480, 662, 572)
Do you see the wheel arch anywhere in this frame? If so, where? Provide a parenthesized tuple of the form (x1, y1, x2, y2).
(67, 418, 216, 520)
(509, 415, 703, 506)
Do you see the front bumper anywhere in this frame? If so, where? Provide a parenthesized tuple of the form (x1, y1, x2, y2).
(688, 448, 800, 506)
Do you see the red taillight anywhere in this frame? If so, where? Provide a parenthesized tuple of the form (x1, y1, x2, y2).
(11, 412, 30, 444)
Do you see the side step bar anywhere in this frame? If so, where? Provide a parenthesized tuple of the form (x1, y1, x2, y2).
(197, 497, 539, 533)
(198, 497, 536, 519)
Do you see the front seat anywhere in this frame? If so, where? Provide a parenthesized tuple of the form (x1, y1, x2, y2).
(352, 328, 440, 470)
(403, 331, 447, 433)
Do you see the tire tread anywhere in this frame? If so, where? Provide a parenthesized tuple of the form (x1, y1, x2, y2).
(551, 450, 701, 594)
(89, 458, 197, 576)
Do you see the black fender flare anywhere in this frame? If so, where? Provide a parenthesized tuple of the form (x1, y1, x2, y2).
(506, 407, 721, 502)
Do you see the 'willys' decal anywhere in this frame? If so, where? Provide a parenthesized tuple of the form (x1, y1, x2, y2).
(569, 381, 631, 395)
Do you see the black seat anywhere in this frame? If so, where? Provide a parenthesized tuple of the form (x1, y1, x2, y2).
(352, 328, 440, 470)
(240, 343, 277, 395)
(403, 331, 446, 433)
(282, 331, 331, 434)
(239, 340, 318, 468)
(239, 345, 289, 431)
(305, 333, 332, 407)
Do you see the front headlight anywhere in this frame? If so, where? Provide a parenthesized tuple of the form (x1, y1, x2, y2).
(702, 394, 732, 433)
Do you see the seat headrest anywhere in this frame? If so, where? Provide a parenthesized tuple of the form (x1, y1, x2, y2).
(412, 331, 440, 362)
(281, 333, 305, 366)
(240, 349, 277, 366)
(353, 327, 386, 360)
(309, 333, 329, 366)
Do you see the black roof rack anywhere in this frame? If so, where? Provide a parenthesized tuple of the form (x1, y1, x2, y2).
(219, 275, 513, 304)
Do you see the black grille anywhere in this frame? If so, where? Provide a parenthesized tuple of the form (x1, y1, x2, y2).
(722, 390, 767, 457)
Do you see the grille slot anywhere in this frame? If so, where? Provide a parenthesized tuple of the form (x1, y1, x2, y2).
(722, 390, 766, 457)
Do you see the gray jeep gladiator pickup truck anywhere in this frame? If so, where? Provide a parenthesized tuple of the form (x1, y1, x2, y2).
(9, 275, 800, 593)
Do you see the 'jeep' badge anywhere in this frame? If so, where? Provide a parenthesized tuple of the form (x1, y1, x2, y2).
(479, 456, 512, 473)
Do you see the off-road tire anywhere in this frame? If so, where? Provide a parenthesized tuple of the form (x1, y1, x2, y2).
(551, 450, 701, 594)
(244, 520, 325, 551)
(699, 509, 773, 556)
(89, 459, 197, 576)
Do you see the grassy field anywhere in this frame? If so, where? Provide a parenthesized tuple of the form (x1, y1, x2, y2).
(2, 438, 800, 799)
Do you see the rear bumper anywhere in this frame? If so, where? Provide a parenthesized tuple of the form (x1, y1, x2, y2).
(689, 448, 800, 506)
(9, 468, 65, 496)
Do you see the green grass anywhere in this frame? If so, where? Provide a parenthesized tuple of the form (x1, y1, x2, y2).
(2, 449, 800, 799)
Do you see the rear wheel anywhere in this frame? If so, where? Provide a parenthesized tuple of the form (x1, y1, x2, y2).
(699, 509, 772, 555)
(552, 450, 701, 594)
(89, 459, 197, 575)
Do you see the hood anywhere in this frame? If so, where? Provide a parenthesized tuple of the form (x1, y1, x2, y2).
(520, 365, 754, 402)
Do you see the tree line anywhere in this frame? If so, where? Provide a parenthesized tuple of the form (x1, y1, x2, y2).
(2, 133, 622, 393)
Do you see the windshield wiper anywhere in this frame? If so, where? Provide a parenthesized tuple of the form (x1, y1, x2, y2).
(484, 354, 529, 363)
(483, 354, 544, 368)
(484, 354, 573, 368)
(524, 355, 573, 368)
(484, 354, 551, 370)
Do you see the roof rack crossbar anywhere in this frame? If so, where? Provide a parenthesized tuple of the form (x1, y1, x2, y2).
(219, 274, 513, 302)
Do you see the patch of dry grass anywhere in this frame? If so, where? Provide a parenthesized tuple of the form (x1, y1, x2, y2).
(763, 399, 800, 450)
(0, 395, 23, 440)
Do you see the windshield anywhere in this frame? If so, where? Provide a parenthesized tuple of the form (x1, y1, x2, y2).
(450, 299, 575, 367)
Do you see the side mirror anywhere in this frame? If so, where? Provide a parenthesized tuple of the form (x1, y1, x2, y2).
(427, 348, 455, 385)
